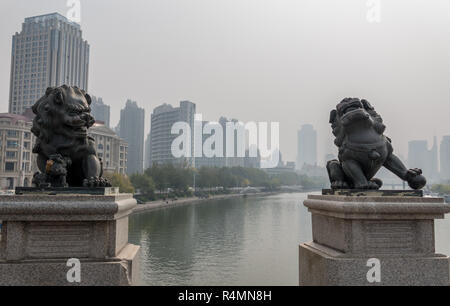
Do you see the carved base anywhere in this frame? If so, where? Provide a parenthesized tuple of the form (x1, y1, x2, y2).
(299, 243, 449, 286)
(300, 194, 450, 286)
(0, 193, 139, 286)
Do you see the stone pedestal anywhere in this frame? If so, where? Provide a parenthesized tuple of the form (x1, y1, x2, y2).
(299, 194, 450, 286)
(0, 193, 140, 286)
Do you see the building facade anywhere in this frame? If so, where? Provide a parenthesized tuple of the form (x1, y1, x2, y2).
(91, 96, 110, 128)
(144, 133, 152, 170)
(408, 138, 439, 182)
(149, 101, 196, 167)
(9, 13, 90, 115)
(440, 136, 450, 181)
(0, 113, 36, 190)
(120, 100, 145, 174)
(89, 123, 128, 175)
(297, 124, 317, 170)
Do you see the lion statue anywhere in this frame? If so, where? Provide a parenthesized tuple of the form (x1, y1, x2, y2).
(327, 98, 426, 190)
(31, 85, 111, 188)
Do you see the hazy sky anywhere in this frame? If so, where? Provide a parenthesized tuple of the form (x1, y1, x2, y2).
(1, 0, 449, 164)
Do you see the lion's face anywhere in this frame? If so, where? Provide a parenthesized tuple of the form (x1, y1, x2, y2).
(331, 98, 376, 128)
(32, 85, 95, 141)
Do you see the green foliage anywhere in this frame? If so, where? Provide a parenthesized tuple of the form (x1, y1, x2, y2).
(128, 164, 328, 202)
(431, 184, 450, 195)
(130, 174, 156, 198)
(104, 173, 135, 194)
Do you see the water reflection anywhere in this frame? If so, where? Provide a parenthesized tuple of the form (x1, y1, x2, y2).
(129, 193, 313, 286)
(129, 192, 449, 286)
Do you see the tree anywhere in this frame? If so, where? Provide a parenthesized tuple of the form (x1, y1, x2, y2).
(105, 173, 135, 194)
(130, 174, 155, 197)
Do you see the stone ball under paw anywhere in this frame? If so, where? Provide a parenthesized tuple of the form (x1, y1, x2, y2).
(408, 174, 427, 190)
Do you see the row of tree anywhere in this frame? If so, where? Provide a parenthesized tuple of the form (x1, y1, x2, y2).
(431, 183, 450, 195)
(105, 165, 328, 202)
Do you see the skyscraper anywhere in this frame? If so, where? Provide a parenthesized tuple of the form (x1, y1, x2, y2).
(9, 13, 90, 115)
(297, 124, 317, 170)
(408, 140, 429, 172)
(440, 136, 450, 181)
(91, 96, 111, 128)
(144, 133, 152, 170)
(408, 139, 439, 181)
(149, 101, 196, 166)
(119, 100, 145, 174)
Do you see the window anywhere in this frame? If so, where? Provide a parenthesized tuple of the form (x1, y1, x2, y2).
(7, 141, 18, 148)
(7, 130, 19, 138)
(5, 162, 15, 172)
(6, 151, 17, 159)
(24, 142, 31, 150)
(24, 132, 31, 139)
(22, 162, 30, 171)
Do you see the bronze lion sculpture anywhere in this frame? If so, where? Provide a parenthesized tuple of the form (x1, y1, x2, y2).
(31, 85, 111, 188)
(327, 98, 426, 190)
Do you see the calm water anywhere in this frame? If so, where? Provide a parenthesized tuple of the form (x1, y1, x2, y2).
(129, 192, 450, 286)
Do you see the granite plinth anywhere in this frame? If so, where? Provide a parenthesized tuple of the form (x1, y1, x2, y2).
(299, 194, 450, 286)
(15, 187, 119, 196)
(322, 189, 423, 197)
(0, 193, 140, 286)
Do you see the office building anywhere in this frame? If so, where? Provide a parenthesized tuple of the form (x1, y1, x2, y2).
(0, 113, 36, 190)
(440, 136, 450, 181)
(91, 96, 110, 128)
(119, 100, 145, 174)
(297, 124, 317, 170)
(408, 138, 439, 181)
(9, 13, 90, 115)
(89, 123, 128, 175)
(149, 101, 196, 166)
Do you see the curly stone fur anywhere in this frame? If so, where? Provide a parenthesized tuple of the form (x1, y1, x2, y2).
(327, 98, 426, 190)
(31, 85, 111, 188)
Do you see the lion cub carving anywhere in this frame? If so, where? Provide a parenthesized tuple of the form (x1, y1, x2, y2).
(327, 98, 426, 190)
(31, 85, 111, 188)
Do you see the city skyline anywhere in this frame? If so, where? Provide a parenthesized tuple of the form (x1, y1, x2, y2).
(1, 1, 450, 163)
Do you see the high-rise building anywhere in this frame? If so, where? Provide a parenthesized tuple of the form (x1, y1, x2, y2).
(408, 140, 429, 172)
(144, 133, 152, 170)
(408, 138, 439, 182)
(440, 136, 450, 181)
(195, 120, 227, 169)
(89, 123, 128, 175)
(119, 100, 145, 174)
(149, 101, 196, 166)
(91, 96, 110, 128)
(0, 113, 37, 190)
(9, 13, 90, 115)
(297, 124, 317, 170)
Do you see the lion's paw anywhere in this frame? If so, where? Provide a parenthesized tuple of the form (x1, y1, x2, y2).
(331, 181, 350, 189)
(83, 177, 112, 188)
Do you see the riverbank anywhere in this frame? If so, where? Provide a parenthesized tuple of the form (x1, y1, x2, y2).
(132, 192, 279, 214)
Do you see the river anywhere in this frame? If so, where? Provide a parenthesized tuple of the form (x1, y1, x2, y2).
(129, 192, 450, 286)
